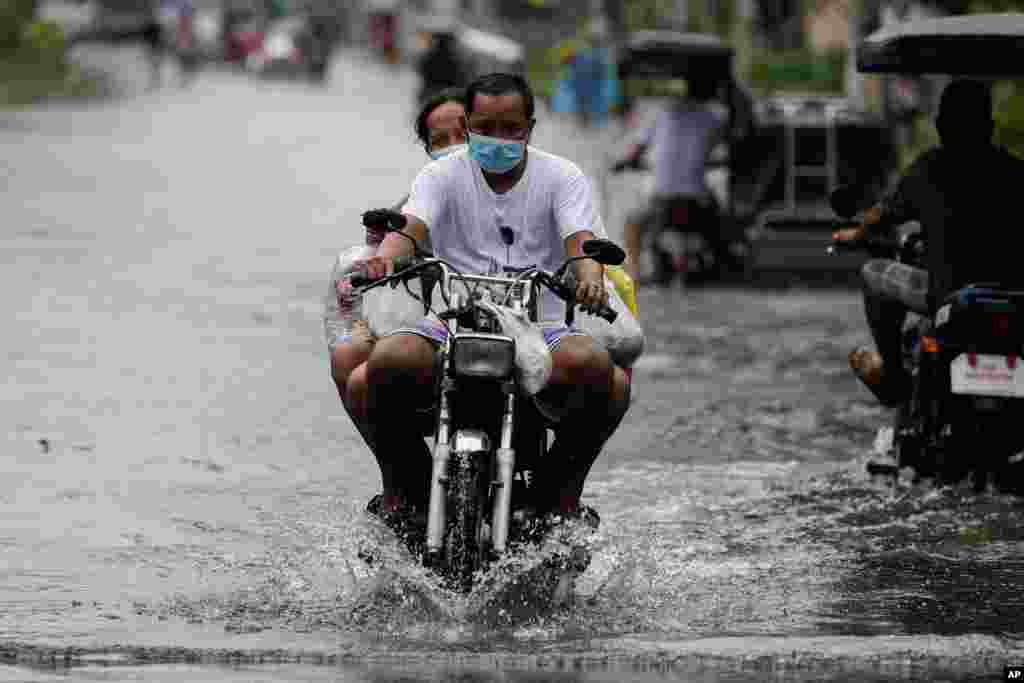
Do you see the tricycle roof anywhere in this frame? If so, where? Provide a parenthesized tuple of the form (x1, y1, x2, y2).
(858, 12, 1024, 76)
(618, 30, 734, 81)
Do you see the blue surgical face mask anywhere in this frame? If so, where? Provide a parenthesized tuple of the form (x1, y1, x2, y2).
(428, 143, 467, 161)
(468, 132, 526, 174)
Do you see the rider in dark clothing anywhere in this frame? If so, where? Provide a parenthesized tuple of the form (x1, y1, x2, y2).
(834, 79, 1024, 406)
(416, 31, 467, 105)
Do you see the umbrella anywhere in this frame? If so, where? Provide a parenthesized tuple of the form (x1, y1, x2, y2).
(618, 30, 733, 81)
(858, 12, 1024, 75)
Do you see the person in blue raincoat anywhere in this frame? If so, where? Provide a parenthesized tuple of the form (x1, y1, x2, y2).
(552, 19, 620, 128)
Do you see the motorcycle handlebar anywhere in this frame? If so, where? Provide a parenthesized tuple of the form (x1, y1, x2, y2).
(350, 256, 618, 322)
(543, 273, 618, 323)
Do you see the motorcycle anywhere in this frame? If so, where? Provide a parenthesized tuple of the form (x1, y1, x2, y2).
(612, 158, 723, 286)
(352, 210, 624, 593)
(828, 186, 1024, 493)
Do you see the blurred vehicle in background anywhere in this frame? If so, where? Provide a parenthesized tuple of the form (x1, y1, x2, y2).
(367, 0, 398, 64)
(224, 17, 264, 63)
(90, 0, 151, 41)
(244, 13, 332, 82)
(458, 26, 524, 81)
(190, 4, 223, 59)
(743, 95, 897, 285)
(221, 0, 266, 64)
(613, 30, 753, 286)
(407, 21, 524, 103)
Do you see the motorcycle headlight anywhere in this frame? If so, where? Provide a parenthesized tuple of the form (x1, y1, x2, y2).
(451, 333, 515, 380)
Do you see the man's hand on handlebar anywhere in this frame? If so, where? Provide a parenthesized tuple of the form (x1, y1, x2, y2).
(571, 251, 609, 315)
(357, 255, 396, 282)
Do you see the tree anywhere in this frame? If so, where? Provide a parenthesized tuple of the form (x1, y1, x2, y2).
(0, 0, 37, 57)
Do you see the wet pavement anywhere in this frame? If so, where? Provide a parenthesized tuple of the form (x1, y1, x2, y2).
(3, 48, 1023, 682)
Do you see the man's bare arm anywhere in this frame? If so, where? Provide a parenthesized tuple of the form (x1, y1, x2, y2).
(377, 214, 428, 258)
(565, 230, 607, 311)
(361, 214, 429, 279)
(832, 203, 892, 244)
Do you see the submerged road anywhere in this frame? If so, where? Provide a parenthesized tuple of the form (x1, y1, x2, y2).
(2, 47, 1023, 682)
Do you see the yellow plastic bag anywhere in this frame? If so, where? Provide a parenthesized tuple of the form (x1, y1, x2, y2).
(606, 265, 639, 319)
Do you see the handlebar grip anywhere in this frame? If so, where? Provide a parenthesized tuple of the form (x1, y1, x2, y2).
(596, 305, 617, 323)
(361, 208, 407, 231)
(349, 266, 373, 288)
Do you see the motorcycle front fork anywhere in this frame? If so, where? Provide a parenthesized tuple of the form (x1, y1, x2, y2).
(490, 383, 517, 554)
(424, 379, 518, 556)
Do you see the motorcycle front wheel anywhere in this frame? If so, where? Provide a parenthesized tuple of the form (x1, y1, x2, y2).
(443, 449, 490, 592)
(639, 229, 676, 287)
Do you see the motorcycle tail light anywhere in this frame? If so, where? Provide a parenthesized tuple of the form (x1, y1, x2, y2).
(669, 204, 690, 226)
(451, 333, 515, 380)
(920, 336, 942, 354)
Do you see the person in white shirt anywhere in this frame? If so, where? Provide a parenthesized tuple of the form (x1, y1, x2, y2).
(358, 73, 631, 529)
(331, 88, 467, 490)
(612, 77, 726, 282)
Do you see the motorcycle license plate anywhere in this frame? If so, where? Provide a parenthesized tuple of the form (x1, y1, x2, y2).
(950, 353, 1024, 397)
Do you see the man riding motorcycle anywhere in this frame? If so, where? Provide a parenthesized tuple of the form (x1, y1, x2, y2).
(833, 79, 1024, 406)
(330, 88, 468, 488)
(357, 72, 632, 530)
(611, 76, 727, 283)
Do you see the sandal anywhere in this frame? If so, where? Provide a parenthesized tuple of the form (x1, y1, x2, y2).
(848, 346, 911, 407)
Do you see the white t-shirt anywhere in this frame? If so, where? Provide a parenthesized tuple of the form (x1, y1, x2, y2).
(402, 146, 606, 322)
(635, 100, 724, 198)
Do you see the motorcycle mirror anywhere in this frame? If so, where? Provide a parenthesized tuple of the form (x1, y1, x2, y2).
(828, 185, 870, 220)
(582, 238, 626, 266)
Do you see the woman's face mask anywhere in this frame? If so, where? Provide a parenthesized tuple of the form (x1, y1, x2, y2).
(428, 143, 467, 161)
(467, 132, 525, 174)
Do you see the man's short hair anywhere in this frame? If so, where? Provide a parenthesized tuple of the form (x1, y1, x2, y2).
(465, 72, 535, 121)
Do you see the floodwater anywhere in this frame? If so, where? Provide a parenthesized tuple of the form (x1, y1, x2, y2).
(2, 46, 1023, 682)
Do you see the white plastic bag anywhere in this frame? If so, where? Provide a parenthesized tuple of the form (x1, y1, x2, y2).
(479, 299, 553, 396)
(363, 278, 428, 339)
(573, 276, 645, 368)
(323, 244, 375, 352)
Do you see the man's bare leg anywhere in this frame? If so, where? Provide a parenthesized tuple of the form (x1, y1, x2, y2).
(364, 333, 436, 513)
(331, 323, 376, 451)
(533, 336, 628, 515)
